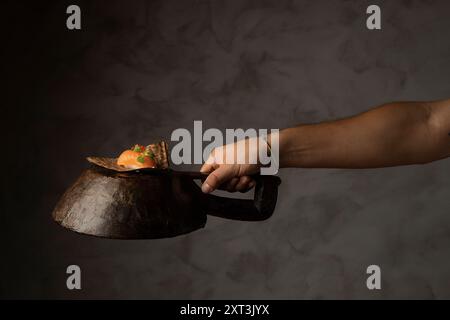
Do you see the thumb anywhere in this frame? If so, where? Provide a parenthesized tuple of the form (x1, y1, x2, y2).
(200, 152, 217, 174)
(201, 165, 236, 194)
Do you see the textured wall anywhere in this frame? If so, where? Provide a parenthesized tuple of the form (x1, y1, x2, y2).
(2, 0, 450, 299)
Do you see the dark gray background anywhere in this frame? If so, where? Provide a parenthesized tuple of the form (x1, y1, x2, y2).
(2, 0, 449, 299)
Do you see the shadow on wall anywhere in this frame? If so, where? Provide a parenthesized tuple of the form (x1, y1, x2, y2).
(2, 0, 450, 299)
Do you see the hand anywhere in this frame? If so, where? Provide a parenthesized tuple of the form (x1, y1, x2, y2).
(200, 138, 263, 193)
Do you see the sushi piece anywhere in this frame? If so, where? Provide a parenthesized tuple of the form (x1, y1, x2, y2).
(117, 144, 156, 169)
(86, 141, 169, 172)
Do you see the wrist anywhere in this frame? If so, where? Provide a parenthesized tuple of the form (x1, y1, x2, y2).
(277, 128, 292, 168)
(277, 126, 311, 168)
(258, 131, 280, 175)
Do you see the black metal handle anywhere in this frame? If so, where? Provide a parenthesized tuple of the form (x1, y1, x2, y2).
(181, 172, 281, 221)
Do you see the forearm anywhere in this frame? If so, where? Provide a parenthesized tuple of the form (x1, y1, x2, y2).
(278, 100, 450, 168)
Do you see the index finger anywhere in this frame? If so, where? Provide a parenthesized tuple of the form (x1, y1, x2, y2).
(201, 165, 236, 193)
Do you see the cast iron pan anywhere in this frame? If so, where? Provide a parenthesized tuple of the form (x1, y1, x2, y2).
(52, 157, 281, 239)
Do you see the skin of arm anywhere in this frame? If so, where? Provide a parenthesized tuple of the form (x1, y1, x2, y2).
(200, 99, 450, 193)
(279, 99, 450, 168)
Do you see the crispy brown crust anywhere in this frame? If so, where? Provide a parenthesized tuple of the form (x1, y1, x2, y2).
(87, 141, 169, 171)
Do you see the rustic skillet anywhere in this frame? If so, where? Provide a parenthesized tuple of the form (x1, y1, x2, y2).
(52, 165, 281, 239)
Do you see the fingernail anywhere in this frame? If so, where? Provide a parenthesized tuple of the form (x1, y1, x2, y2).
(249, 181, 255, 188)
(202, 182, 213, 194)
